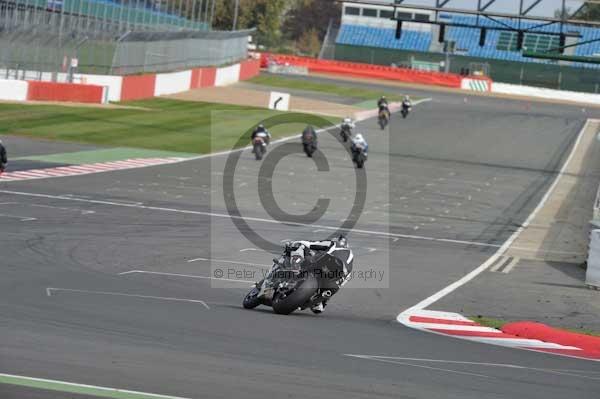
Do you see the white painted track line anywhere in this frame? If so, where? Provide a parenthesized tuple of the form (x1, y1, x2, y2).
(0, 189, 505, 249)
(398, 119, 594, 317)
(46, 288, 210, 309)
(118, 270, 254, 285)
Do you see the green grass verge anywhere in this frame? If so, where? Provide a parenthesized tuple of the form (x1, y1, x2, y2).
(472, 316, 600, 337)
(0, 99, 337, 154)
(249, 75, 405, 103)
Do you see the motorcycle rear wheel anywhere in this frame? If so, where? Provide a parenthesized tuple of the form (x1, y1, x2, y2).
(272, 274, 319, 315)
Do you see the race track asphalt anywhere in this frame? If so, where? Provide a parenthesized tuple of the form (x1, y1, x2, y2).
(1, 80, 599, 399)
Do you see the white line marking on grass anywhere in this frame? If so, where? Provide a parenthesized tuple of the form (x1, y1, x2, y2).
(0, 372, 192, 399)
(118, 270, 254, 285)
(46, 287, 210, 309)
(398, 119, 595, 319)
(240, 248, 259, 252)
(0, 189, 505, 249)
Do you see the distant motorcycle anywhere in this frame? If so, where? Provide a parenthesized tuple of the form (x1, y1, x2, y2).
(303, 137, 316, 157)
(378, 107, 390, 130)
(352, 145, 367, 169)
(401, 101, 412, 119)
(253, 136, 267, 160)
(340, 120, 354, 142)
(302, 127, 318, 157)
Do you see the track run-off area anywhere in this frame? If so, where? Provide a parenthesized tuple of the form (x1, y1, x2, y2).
(1, 77, 600, 399)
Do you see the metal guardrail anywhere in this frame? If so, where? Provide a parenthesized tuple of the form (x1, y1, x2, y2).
(1, 2, 251, 76)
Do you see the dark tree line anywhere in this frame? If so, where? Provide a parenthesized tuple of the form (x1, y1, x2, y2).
(212, 0, 340, 55)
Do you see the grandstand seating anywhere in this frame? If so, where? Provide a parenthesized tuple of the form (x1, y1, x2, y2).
(336, 13, 600, 69)
(19, 0, 201, 30)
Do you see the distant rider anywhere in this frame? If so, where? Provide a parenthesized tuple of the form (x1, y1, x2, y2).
(351, 133, 368, 156)
(341, 117, 355, 131)
(377, 96, 389, 113)
(402, 95, 412, 112)
(0, 139, 7, 174)
(281, 236, 351, 314)
(251, 124, 271, 152)
(302, 125, 318, 144)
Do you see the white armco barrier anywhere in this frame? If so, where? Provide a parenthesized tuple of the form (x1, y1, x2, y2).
(215, 64, 241, 86)
(154, 70, 192, 96)
(587, 229, 600, 288)
(493, 82, 600, 105)
(0, 79, 28, 101)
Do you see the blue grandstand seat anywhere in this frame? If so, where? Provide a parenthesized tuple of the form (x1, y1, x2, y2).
(337, 14, 600, 69)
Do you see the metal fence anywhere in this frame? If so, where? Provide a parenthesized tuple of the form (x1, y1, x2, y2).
(333, 44, 600, 94)
(0, 0, 251, 76)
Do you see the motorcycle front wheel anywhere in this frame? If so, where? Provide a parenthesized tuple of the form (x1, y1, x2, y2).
(254, 144, 263, 160)
(243, 286, 261, 309)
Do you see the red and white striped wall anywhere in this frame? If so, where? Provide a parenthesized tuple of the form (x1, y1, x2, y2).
(0, 59, 261, 104)
(398, 309, 600, 361)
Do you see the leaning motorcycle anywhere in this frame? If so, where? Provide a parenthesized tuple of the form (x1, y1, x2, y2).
(242, 243, 353, 315)
(252, 136, 266, 160)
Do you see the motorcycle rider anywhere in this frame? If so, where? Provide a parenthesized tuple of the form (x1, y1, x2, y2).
(377, 96, 390, 123)
(351, 133, 368, 156)
(251, 124, 271, 152)
(302, 125, 317, 143)
(281, 235, 351, 314)
(341, 116, 355, 131)
(0, 139, 7, 174)
(377, 96, 389, 112)
(402, 95, 412, 112)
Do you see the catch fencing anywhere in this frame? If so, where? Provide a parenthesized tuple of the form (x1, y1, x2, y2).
(0, 0, 251, 76)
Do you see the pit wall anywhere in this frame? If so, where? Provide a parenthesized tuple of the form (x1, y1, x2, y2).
(0, 59, 260, 104)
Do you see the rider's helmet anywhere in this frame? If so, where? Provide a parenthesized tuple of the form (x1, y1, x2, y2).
(354, 133, 364, 142)
(404, 95, 410, 101)
(290, 248, 305, 270)
(381, 96, 386, 101)
(343, 117, 352, 124)
(257, 124, 265, 131)
(336, 235, 348, 248)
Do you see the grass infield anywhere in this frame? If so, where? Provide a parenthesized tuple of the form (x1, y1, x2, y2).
(0, 99, 337, 154)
